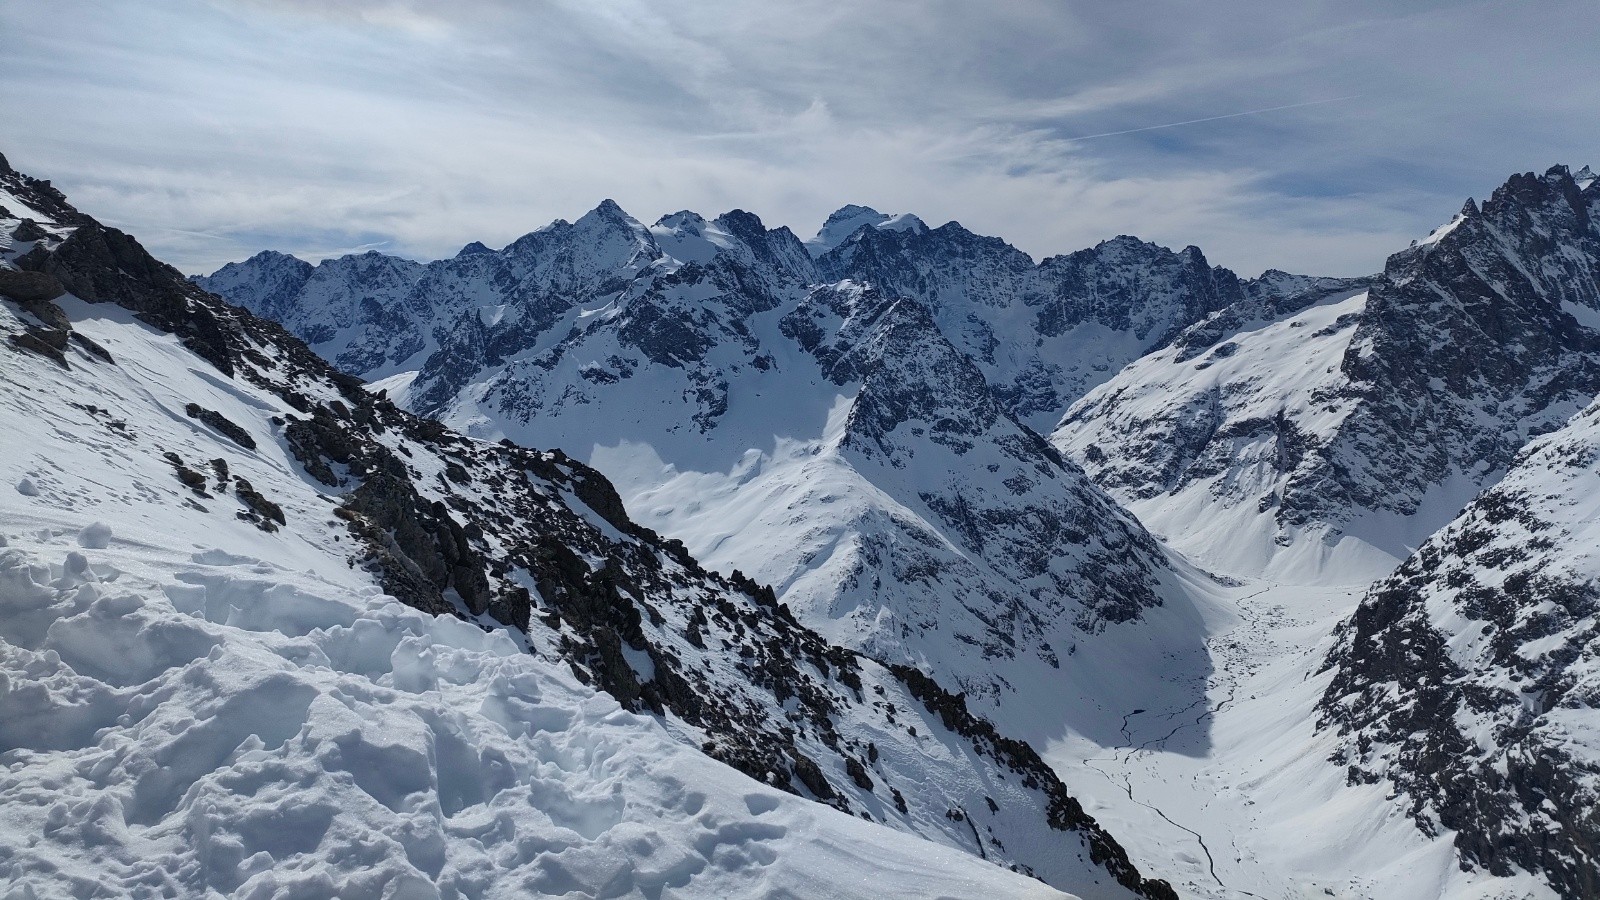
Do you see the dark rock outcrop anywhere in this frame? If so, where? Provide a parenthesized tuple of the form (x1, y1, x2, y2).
(0, 267, 64, 304)
(184, 403, 256, 450)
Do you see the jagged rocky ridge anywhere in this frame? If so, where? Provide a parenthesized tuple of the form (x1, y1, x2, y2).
(0, 153, 1176, 898)
(1318, 391, 1600, 900)
(1055, 166, 1600, 579)
(814, 214, 1369, 431)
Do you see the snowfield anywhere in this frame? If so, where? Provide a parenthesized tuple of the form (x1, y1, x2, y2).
(1040, 574, 1559, 900)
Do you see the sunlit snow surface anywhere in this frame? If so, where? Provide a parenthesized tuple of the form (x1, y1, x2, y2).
(0, 299, 1070, 899)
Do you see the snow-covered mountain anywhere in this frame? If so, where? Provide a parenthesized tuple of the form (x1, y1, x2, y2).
(803, 204, 928, 258)
(1055, 165, 1600, 582)
(0, 153, 1177, 898)
(197, 248, 429, 380)
(814, 217, 1372, 432)
(1319, 389, 1600, 900)
(199, 203, 1193, 725)
(185, 157, 1600, 898)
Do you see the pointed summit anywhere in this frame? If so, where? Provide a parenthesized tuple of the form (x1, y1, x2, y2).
(577, 198, 642, 230)
(804, 205, 927, 258)
(241, 248, 305, 265)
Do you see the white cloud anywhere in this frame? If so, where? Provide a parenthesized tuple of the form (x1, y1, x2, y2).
(2, 0, 1595, 276)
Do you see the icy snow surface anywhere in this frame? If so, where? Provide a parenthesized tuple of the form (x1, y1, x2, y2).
(0, 296, 1070, 899)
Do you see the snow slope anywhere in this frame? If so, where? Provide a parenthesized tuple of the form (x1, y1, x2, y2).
(1037, 569, 1561, 900)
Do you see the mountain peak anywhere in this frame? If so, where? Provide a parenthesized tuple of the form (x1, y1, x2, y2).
(805, 205, 927, 257)
(577, 198, 647, 234)
(654, 210, 708, 231)
(243, 248, 304, 265)
(713, 208, 769, 234)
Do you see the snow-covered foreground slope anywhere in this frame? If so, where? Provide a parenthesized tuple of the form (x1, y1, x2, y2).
(0, 545, 1069, 900)
(1319, 392, 1600, 900)
(1057, 166, 1600, 583)
(0, 152, 1174, 899)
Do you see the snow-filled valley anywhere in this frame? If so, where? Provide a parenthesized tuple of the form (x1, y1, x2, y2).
(1043, 576, 1560, 900)
(6, 147, 1600, 900)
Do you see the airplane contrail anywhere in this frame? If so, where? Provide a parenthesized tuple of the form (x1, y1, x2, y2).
(1059, 95, 1361, 142)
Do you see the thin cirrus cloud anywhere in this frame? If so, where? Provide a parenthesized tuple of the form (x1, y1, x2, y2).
(1, 0, 1595, 277)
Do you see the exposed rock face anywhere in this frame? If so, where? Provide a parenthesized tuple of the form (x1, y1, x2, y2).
(3, 153, 1176, 900)
(0, 265, 61, 304)
(1319, 392, 1600, 900)
(11, 218, 49, 242)
(787, 282, 1168, 638)
(1055, 166, 1600, 577)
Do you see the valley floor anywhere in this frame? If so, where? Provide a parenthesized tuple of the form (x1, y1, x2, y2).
(1046, 569, 1555, 900)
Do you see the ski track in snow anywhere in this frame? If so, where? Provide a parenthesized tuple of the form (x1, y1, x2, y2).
(1079, 586, 1274, 898)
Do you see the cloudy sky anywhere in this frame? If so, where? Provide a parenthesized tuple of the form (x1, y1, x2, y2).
(4, 1, 1596, 276)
